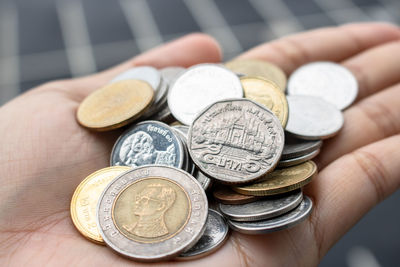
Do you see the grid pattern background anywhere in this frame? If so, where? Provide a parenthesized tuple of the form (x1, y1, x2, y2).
(0, 0, 399, 266)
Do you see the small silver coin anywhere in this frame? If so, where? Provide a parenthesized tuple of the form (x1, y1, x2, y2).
(282, 133, 322, 160)
(227, 196, 313, 234)
(188, 98, 284, 184)
(286, 95, 344, 140)
(287, 61, 358, 110)
(179, 209, 229, 259)
(111, 66, 162, 91)
(97, 165, 208, 262)
(219, 189, 303, 222)
(194, 169, 213, 191)
(160, 66, 186, 86)
(168, 64, 243, 125)
(278, 149, 320, 167)
(110, 121, 184, 169)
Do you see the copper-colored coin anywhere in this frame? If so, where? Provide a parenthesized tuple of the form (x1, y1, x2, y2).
(225, 59, 287, 91)
(70, 166, 131, 244)
(232, 161, 317, 196)
(213, 186, 259, 205)
(77, 80, 154, 131)
(241, 76, 289, 127)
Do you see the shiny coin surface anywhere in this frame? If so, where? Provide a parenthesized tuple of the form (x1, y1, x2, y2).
(168, 64, 243, 125)
(111, 66, 161, 91)
(70, 166, 131, 244)
(241, 76, 288, 127)
(286, 95, 344, 140)
(179, 209, 229, 259)
(149, 102, 174, 124)
(111, 121, 184, 169)
(189, 99, 284, 184)
(142, 80, 169, 119)
(227, 196, 313, 234)
(233, 161, 317, 196)
(213, 186, 259, 205)
(194, 169, 212, 191)
(287, 61, 358, 110)
(282, 134, 322, 160)
(160, 66, 186, 86)
(172, 125, 189, 139)
(278, 149, 320, 168)
(219, 190, 302, 222)
(97, 165, 208, 262)
(77, 80, 154, 131)
(225, 59, 287, 92)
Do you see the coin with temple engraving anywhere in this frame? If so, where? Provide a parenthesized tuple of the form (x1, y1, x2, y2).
(188, 99, 285, 184)
(97, 165, 208, 262)
(70, 166, 131, 244)
(233, 161, 317, 196)
(111, 121, 184, 169)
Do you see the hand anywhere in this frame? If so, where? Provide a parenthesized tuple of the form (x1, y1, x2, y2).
(0, 23, 399, 267)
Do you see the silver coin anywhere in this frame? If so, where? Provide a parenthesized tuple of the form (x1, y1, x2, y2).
(282, 133, 322, 160)
(110, 120, 184, 169)
(179, 209, 229, 259)
(149, 102, 174, 123)
(219, 189, 302, 222)
(278, 149, 320, 167)
(142, 79, 169, 118)
(111, 66, 161, 91)
(168, 64, 243, 125)
(287, 61, 358, 110)
(286, 95, 344, 140)
(172, 125, 189, 139)
(97, 165, 208, 262)
(160, 66, 186, 86)
(227, 196, 313, 234)
(194, 169, 213, 191)
(188, 98, 285, 184)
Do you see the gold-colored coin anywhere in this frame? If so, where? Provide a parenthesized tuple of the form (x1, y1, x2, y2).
(70, 166, 131, 244)
(77, 80, 154, 131)
(232, 161, 317, 196)
(112, 177, 191, 243)
(225, 59, 287, 91)
(241, 76, 289, 127)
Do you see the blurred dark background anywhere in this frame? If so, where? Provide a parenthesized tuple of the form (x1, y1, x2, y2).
(0, 0, 399, 266)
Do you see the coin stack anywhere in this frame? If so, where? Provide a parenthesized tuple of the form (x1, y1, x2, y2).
(71, 59, 357, 262)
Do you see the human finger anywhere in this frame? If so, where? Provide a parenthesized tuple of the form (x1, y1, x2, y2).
(45, 33, 222, 101)
(238, 23, 400, 75)
(305, 134, 400, 259)
(342, 41, 400, 100)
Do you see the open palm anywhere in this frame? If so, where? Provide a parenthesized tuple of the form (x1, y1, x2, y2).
(1, 23, 400, 267)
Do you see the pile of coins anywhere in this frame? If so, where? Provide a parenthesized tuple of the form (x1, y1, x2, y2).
(71, 59, 357, 262)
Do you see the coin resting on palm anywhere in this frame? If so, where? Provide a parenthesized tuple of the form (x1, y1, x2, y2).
(70, 166, 131, 244)
(77, 80, 154, 131)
